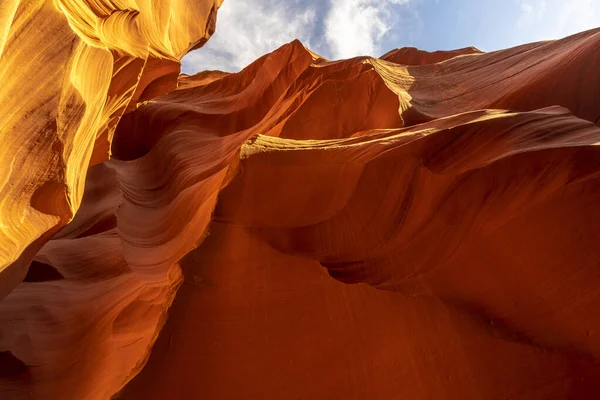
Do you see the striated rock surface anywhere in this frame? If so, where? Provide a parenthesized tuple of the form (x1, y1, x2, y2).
(0, 0, 223, 398)
(379, 45, 483, 65)
(1, 5, 600, 399)
(0, 0, 223, 302)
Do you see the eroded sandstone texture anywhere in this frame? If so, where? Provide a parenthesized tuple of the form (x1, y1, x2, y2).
(0, 0, 222, 398)
(1, 1, 600, 399)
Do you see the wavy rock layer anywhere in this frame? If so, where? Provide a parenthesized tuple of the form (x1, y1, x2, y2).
(1, 17, 600, 400)
(0, 0, 223, 302)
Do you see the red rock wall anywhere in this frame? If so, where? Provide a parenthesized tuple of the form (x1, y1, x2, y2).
(1, 6, 600, 399)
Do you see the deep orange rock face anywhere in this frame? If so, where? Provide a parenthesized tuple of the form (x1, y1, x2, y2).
(0, 0, 223, 302)
(1, 2, 600, 398)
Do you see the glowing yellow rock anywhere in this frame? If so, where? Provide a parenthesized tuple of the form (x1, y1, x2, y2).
(0, 0, 223, 300)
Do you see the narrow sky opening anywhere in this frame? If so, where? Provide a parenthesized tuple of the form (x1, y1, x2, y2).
(182, 0, 600, 74)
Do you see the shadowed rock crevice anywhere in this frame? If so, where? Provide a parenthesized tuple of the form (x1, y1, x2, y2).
(23, 261, 64, 283)
(0, 352, 30, 382)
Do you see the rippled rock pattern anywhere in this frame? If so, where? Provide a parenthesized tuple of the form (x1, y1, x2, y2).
(1, 4, 600, 399)
(0, 0, 222, 300)
(0, 0, 222, 398)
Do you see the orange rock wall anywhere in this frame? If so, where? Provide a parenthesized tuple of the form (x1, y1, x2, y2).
(0, 0, 223, 301)
(1, 3, 600, 399)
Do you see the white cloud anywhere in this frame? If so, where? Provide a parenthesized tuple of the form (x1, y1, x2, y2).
(182, 0, 317, 74)
(182, 0, 419, 73)
(516, 0, 547, 28)
(181, 0, 599, 75)
(324, 0, 410, 59)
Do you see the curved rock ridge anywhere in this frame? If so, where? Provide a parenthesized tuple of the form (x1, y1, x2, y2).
(380, 45, 483, 65)
(2, 19, 600, 400)
(0, 0, 223, 301)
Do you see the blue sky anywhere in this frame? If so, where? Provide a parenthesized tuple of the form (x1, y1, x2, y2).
(182, 0, 600, 74)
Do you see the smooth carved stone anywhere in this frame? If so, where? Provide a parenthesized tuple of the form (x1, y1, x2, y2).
(1, 5, 600, 399)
